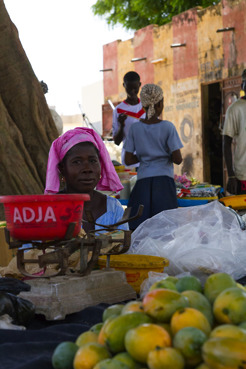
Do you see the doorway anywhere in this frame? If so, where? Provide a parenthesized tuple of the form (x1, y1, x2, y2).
(202, 82, 223, 187)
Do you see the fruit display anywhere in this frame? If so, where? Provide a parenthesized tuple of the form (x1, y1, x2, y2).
(51, 273, 246, 369)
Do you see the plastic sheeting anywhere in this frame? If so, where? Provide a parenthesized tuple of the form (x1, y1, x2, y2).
(128, 201, 246, 282)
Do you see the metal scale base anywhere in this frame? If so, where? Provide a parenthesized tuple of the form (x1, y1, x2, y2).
(19, 269, 137, 320)
(10, 207, 144, 320)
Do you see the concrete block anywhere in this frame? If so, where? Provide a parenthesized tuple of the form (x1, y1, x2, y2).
(19, 270, 137, 320)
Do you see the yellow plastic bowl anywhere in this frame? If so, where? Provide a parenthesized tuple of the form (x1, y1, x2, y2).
(97, 254, 169, 294)
(219, 195, 246, 210)
(114, 165, 125, 173)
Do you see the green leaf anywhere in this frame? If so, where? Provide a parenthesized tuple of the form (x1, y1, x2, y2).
(92, 0, 220, 31)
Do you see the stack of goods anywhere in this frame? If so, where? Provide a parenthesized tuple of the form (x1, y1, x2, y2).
(175, 173, 221, 206)
(114, 165, 137, 205)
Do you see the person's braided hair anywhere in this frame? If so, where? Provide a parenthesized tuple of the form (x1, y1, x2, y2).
(140, 84, 163, 119)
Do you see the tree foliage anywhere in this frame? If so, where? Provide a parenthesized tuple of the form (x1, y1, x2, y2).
(92, 0, 220, 31)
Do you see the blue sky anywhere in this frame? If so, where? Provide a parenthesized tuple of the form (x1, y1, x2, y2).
(4, 0, 133, 115)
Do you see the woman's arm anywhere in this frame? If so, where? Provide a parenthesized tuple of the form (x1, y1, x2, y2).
(171, 149, 183, 165)
(125, 151, 139, 165)
(223, 135, 234, 176)
(113, 114, 127, 146)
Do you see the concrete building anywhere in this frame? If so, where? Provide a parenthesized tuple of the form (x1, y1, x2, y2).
(81, 80, 104, 135)
(60, 113, 83, 133)
(60, 80, 122, 162)
(61, 80, 103, 134)
(101, 0, 246, 188)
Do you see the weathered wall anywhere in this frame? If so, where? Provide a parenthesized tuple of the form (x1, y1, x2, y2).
(197, 4, 223, 180)
(166, 8, 201, 177)
(133, 25, 155, 85)
(103, 40, 120, 99)
(102, 0, 246, 181)
(222, 0, 246, 74)
(118, 38, 135, 101)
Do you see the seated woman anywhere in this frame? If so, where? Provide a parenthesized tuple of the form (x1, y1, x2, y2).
(45, 127, 128, 233)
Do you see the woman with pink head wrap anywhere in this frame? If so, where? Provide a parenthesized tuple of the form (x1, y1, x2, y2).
(45, 127, 127, 232)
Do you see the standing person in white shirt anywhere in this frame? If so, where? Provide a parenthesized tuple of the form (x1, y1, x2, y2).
(112, 71, 145, 167)
(223, 69, 246, 195)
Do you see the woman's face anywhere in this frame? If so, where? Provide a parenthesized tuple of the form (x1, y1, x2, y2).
(60, 142, 101, 194)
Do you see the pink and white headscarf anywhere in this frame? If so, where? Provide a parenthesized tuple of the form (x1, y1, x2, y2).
(45, 127, 123, 194)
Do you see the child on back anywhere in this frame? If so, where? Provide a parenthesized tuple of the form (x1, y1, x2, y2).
(124, 84, 183, 231)
(112, 71, 145, 167)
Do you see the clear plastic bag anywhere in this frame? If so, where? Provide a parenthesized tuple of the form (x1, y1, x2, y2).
(128, 201, 246, 282)
(139, 271, 190, 298)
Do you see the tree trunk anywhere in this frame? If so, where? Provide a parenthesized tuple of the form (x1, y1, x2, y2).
(0, 0, 59, 218)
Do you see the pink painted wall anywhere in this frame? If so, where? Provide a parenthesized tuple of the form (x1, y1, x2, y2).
(103, 41, 119, 97)
(222, 0, 246, 70)
(172, 9, 199, 80)
(133, 25, 155, 85)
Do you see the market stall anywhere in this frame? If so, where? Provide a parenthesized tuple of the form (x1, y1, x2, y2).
(115, 168, 224, 209)
(1, 193, 246, 369)
(175, 173, 223, 207)
(2, 272, 246, 369)
(0, 193, 138, 368)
